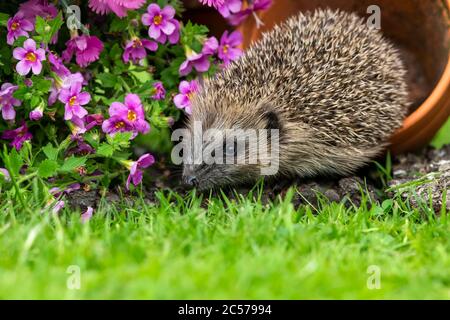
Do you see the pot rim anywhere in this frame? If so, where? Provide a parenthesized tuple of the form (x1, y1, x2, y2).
(242, 0, 450, 150)
(396, 0, 450, 133)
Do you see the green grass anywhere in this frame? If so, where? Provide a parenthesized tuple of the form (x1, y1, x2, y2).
(0, 117, 449, 300)
(0, 187, 449, 299)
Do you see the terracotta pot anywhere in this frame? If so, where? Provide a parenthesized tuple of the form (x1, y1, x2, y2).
(239, 0, 450, 153)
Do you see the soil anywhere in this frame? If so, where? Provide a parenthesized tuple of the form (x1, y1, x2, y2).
(66, 145, 450, 214)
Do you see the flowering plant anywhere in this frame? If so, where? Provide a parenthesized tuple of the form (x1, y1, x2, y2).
(0, 0, 270, 215)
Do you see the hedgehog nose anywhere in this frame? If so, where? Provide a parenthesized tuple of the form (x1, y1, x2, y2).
(184, 176, 199, 187)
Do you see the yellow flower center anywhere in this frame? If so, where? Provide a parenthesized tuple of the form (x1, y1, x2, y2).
(115, 121, 125, 129)
(11, 22, 19, 31)
(127, 110, 137, 122)
(222, 45, 229, 54)
(133, 39, 142, 48)
(25, 52, 37, 62)
(153, 15, 163, 25)
(69, 96, 77, 106)
(188, 92, 195, 100)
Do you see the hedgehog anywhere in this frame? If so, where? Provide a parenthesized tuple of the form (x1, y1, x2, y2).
(181, 9, 409, 190)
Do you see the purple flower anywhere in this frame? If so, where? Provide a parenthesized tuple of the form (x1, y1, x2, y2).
(50, 183, 81, 199)
(6, 12, 34, 45)
(29, 105, 44, 121)
(218, 0, 242, 18)
(174, 80, 199, 114)
(0, 168, 10, 182)
(67, 135, 94, 156)
(124, 153, 155, 190)
(102, 94, 150, 137)
(50, 72, 85, 107)
(123, 38, 157, 64)
(89, 0, 146, 18)
(179, 37, 218, 76)
(52, 201, 65, 214)
(62, 35, 104, 68)
(18, 0, 59, 43)
(85, 114, 104, 131)
(151, 82, 166, 100)
(19, 0, 58, 21)
(81, 206, 94, 223)
(218, 31, 243, 65)
(142, 4, 180, 44)
(13, 39, 46, 76)
(59, 82, 91, 120)
(0, 83, 21, 121)
(199, 0, 224, 9)
(48, 51, 70, 78)
(228, 0, 272, 26)
(1, 122, 32, 150)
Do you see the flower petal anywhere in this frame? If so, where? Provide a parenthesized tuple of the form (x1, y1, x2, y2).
(31, 61, 43, 75)
(16, 60, 31, 76)
(23, 38, 36, 51)
(12, 47, 27, 60)
(77, 92, 91, 105)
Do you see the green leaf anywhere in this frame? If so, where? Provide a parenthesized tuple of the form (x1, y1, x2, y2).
(97, 73, 118, 88)
(12, 86, 28, 100)
(60, 156, 87, 172)
(35, 13, 64, 44)
(109, 18, 129, 33)
(6, 148, 23, 176)
(30, 95, 40, 108)
(47, 13, 64, 42)
(35, 16, 47, 35)
(109, 43, 122, 61)
(107, 132, 132, 150)
(96, 143, 114, 157)
(38, 159, 59, 178)
(34, 78, 52, 92)
(43, 143, 58, 161)
(0, 13, 9, 27)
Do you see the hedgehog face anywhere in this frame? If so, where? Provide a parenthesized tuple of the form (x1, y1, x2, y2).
(181, 105, 282, 190)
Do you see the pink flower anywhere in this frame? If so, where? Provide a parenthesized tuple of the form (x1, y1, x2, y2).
(67, 135, 94, 157)
(1, 122, 32, 150)
(218, 31, 243, 65)
(179, 37, 218, 76)
(228, 0, 272, 26)
(125, 153, 155, 190)
(199, 0, 224, 8)
(217, 0, 242, 18)
(59, 82, 91, 120)
(13, 39, 46, 76)
(89, 0, 146, 18)
(52, 201, 65, 214)
(151, 82, 166, 100)
(62, 35, 104, 68)
(81, 207, 94, 223)
(174, 80, 199, 114)
(142, 4, 180, 44)
(19, 0, 58, 21)
(48, 51, 70, 78)
(6, 12, 34, 45)
(123, 38, 158, 64)
(0, 168, 10, 182)
(0, 83, 21, 121)
(18, 0, 59, 43)
(102, 94, 150, 137)
(49, 72, 84, 106)
(29, 105, 44, 121)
